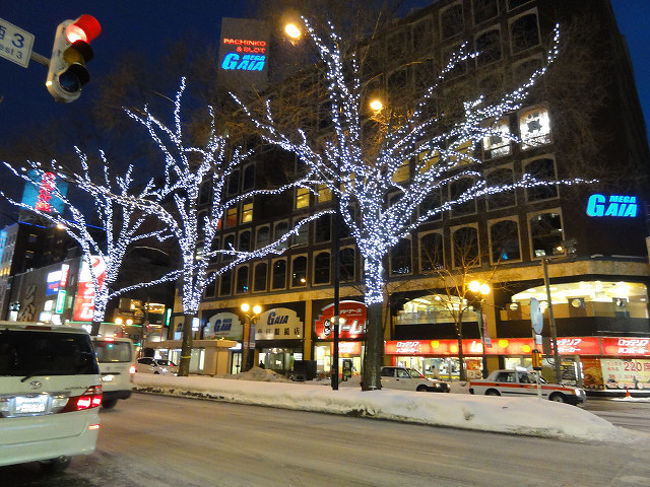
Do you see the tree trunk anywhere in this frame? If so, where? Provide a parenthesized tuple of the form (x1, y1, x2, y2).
(456, 324, 466, 382)
(177, 314, 194, 377)
(362, 301, 383, 391)
(90, 320, 101, 336)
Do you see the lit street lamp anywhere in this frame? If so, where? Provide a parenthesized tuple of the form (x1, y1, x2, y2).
(468, 280, 491, 378)
(240, 303, 262, 373)
(369, 98, 384, 112)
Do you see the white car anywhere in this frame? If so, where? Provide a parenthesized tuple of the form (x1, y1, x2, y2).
(469, 369, 586, 405)
(92, 336, 135, 409)
(380, 366, 450, 392)
(136, 357, 178, 375)
(0, 322, 102, 472)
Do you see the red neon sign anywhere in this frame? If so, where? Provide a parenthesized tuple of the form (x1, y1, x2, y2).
(315, 301, 366, 340)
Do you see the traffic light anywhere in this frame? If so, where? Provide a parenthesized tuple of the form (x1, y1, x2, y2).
(531, 349, 543, 370)
(46, 14, 101, 103)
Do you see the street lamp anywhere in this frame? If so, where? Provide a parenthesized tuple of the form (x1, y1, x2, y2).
(284, 22, 302, 40)
(468, 280, 491, 378)
(240, 303, 262, 372)
(369, 98, 384, 112)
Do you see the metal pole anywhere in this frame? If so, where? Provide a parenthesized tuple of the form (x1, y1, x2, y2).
(331, 191, 341, 391)
(478, 302, 488, 378)
(542, 258, 561, 383)
(30, 51, 50, 67)
(242, 316, 250, 373)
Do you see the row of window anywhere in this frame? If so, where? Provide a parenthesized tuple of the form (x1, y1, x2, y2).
(205, 209, 564, 298)
(392, 209, 563, 275)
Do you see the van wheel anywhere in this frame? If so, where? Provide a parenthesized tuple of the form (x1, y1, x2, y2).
(102, 399, 118, 409)
(549, 392, 567, 403)
(40, 456, 71, 473)
(416, 385, 428, 392)
(485, 389, 500, 396)
(154, 371, 160, 374)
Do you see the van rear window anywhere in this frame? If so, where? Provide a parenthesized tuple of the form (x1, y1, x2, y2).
(0, 330, 99, 376)
(94, 341, 132, 363)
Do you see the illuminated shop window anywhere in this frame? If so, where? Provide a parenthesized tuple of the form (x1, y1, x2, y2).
(490, 219, 521, 263)
(225, 207, 238, 228)
(519, 107, 551, 149)
(392, 159, 410, 183)
(296, 187, 310, 208)
(419, 232, 444, 272)
(317, 184, 331, 203)
(529, 211, 563, 258)
(482, 118, 511, 159)
(241, 202, 253, 223)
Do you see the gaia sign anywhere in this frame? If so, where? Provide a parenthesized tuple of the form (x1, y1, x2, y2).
(586, 194, 638, 218)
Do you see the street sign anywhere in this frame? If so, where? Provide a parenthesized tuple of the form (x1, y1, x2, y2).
(0, 18, 35, 68)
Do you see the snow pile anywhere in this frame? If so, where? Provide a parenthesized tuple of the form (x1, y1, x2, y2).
(216, 366, 292, 382)
(133, 374, 638, 443)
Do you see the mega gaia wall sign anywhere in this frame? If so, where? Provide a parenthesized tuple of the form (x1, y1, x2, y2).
(586, 194, 638, 218)
(218, 17, 269, 92)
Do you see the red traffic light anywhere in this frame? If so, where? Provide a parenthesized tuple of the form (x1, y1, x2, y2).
(65, 14, 101, 44)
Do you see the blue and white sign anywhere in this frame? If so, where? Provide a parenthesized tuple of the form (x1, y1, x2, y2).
(586, 194, 638, 218)
(530, 297, 544, 335)
(256, 307, 303, 340)
(0, 17, 34, 68)
(205, 312, 243, 340)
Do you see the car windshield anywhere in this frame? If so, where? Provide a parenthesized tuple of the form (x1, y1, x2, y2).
(407, 368, 424, 378)
(157, 360, 175, 366)
(0, 329, 98, 376)
(94, 341, 132, 363)
(527, 372, 547, 384)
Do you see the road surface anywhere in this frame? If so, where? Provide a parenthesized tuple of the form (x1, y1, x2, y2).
(2, 393, 649, 487)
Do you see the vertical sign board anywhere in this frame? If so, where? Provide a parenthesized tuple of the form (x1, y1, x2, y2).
(21, 171, 68, 214)
(73, 256, 106, 322)
(217, 17, 269, 94)
(0, 18, 35, 68)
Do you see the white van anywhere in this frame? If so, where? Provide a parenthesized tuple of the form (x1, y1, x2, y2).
(0, 322, 102, 472)
(91, 336, 135, 409)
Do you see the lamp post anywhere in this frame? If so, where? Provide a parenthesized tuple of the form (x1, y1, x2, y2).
(468, 280, 491, 378)
(240, 303, 262, 373)
(542, 258, 561, 383)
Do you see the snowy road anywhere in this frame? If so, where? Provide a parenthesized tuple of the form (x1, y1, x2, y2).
(584, 400, 650, 433)
(2, 393, 649, 487)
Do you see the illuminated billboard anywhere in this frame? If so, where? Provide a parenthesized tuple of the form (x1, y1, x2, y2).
(20, 170, 68, 214)
(218, 17, 269, 92)
(73, 256, 106, 322)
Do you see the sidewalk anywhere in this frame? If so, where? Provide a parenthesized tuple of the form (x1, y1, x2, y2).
(132, 369, 646, 444)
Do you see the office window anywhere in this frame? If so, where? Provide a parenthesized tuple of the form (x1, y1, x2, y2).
(238, 230, 251, 252)
(525, 158, 557, 201)
(475, 28, 501, 66)
(473, 0, 498, 25)
(519, 106, 551, 149)
(271, 259, 287, 289)
(199, 181, 212, 204)
(204, 280, 216, 299)
(388, 68, 409, 104)
(242, 164, 255, 190)
(412, 17, 433, 52)
(440, 3, 464, 40)
(510, 13, 540, 54)
(296, 187, 310, 208)
(313, 251, 331, 285)
(227, 169, 239, 195)
(274, 220, 289, 250)
(392, 159, 410, 183)
(317, 184, 332, 204)
(452, 226, 479, 267)
(486, 167, 516, 209)
(530, 212, 563, 258)
(291, 256, 308, 287)
(236, 266, 249, 294)
(339, 248, 355, 281)
(442, 43, 467, 78)
(508, 0, 533, 11)
(223, 234, 235, 262)
(420, 232, 444, 271)
(390, 237, 412, 275)
(418, 189, 442, 222)
(450, 177, 477, 216)
(241, 202, 253, 224)
(482, 118, 511, 159)
(490, 219, 521, 262)
(225, 207, 238, 228)
(220, 269, 232, 296)
(253, 262, 267, 292)
(292, 219, 309, 246)
(256, 225, 270, 249)
(314, 215, 331, 243)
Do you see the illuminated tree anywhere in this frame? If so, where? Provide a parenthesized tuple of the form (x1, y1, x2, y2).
(235, 19, 591, 390)
(1, 150, 172, 336)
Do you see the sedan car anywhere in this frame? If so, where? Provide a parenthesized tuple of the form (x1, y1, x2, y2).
(136, 357, 178, 375)
(380, 366, 450, 392)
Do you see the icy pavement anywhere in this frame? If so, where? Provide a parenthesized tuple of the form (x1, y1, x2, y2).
(133, 369, 647, 443)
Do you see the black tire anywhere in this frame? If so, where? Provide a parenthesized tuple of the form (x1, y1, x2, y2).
(102, 399, 118, 409)
(485, 389, 500, 396)
(154, 371, 160, 374)
(416, 385, 428, 392)
(40, 456, 71, 473)
(549, 392, 567, 403)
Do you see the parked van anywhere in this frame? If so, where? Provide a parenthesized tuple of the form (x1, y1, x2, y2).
(91, 336, 135, 409)
(0, 322, 102, 472)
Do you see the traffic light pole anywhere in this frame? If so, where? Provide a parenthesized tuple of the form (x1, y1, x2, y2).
(542, 258, 562, 383)
(30, 51, 50, 66)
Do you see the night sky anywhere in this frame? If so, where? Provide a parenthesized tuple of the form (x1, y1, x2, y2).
(0, 0, 648, 221)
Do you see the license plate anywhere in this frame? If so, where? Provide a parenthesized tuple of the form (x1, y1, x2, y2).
(15, 395, 48, 414)
(102, 374, 114, 382)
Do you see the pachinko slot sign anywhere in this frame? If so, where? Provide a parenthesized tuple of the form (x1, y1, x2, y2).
(218, 17, 269, 92)
(73, 256, 106, 322)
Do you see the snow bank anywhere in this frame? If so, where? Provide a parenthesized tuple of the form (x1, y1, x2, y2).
(133, 373, 634, 443)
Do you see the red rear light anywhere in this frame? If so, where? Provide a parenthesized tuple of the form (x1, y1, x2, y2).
(129, 365, 136, 375)
(60, 385, 103, 413)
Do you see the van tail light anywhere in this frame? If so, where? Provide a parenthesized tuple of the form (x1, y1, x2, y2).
(88, 423, 101, 431)
(60, 385, 103, 412)
(129, 365, 136, 375)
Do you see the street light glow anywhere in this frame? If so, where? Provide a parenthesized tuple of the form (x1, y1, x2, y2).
(479, 283, 491, 295)
(369, 98, 384, 111)
(284, 23, 302, 39)
(468, 280, 481, 293)
(253, 305, 262, 315)
(241, 303, 250, 313)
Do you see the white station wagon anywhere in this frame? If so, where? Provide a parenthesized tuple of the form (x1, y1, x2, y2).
(0, 322, 102, 472)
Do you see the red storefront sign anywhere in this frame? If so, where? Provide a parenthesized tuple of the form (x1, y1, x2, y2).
(315, 300, 366, 340)
(602, 337, 650, 356)
(331, 341, 362, 356)
(386, 337, 650, 357)
(73, 256, 106, 322)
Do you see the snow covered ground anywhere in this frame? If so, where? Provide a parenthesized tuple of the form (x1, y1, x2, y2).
(133, 369, 645, 443)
